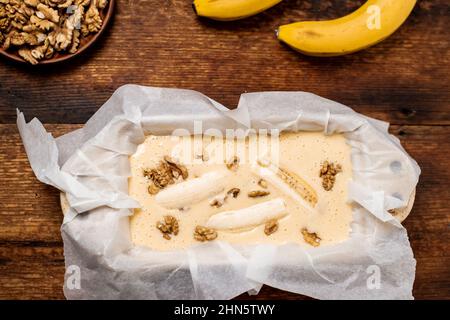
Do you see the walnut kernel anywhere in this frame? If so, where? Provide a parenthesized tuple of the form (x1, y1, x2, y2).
(194, 226, 217, 242)
(301, 228, 321, 247)
(264, 219, 278, 236)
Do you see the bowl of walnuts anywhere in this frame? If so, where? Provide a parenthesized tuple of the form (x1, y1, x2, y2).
(0, 0, 114, 65)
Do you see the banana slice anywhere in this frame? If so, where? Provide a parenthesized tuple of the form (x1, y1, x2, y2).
(206, 198, 287, 231)
(155, 170, 229, 209)
(252, 160, 318, 210)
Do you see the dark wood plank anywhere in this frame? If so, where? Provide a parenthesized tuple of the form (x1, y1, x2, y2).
(0, 0, 448, 125)
(0, 124, 449, 299)
(0, 124, 79, 243)
(0, 243, 65, 300)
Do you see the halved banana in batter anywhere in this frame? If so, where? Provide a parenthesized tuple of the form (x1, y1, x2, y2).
(206, 198, 287, 231)
(155, 170, 229, 209)
(252, 159, 318, 211)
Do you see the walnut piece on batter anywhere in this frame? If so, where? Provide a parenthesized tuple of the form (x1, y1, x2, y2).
(227, 187, 240, 198)
(156, 215, 179, 240)
(319, 161, 342, 191)
(144, 156, 189, 195)
(226, 155, 239, 171)
(258, 178, 268, 189)
(264, 219, 278, 236)
(194, 226, 217, 242)
(248, 190, 270, 198)
(301, 228, 321, 247)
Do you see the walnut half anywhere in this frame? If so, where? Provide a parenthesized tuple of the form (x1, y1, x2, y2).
(301, 228, 321, 247)
(264, 219, 278, 236)
(226, 156, 239, 171)
(227, 187, 240, 198)
(144, 156, 189, 195)
(156, 215, 179, 240)
(248, 190, 270, 198)
(194, 226, 217, 242)
(319, 161, 342, 191)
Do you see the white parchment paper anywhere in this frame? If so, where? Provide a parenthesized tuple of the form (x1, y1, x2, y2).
(17, 85, 420, 300)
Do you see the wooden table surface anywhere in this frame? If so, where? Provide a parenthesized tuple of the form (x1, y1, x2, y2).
(0, 0, 449, 300)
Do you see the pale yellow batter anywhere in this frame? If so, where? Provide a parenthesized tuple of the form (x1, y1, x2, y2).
(129, 132, 353, 250)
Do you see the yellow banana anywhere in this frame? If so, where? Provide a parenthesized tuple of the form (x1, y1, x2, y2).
(277, 0, 416, 56)
(193, 0, 283, 21)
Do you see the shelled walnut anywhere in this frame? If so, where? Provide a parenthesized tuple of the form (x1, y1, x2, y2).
(258, 178, 268, 189)
(209, 193, 227, 208)
(156, 215, 179, 240)
(248, 190, 270, 198)
(0, 0, 108, 64)
(319, 161, 342, 191)
(227, 187, 240, 198)
(225, 156, 239, 171)
(144, 156, 189, 195)
(194, 226, 217, 242)
(301, 228, 321, 247)
(264, 219, 278, 236)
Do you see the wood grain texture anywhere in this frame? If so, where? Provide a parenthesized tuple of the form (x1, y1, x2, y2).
(0, 124, 449, 300)
(0, 0, 449, 125)
(0, 0, 449, 300)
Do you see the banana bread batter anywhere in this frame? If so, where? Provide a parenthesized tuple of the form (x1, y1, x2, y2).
(129, 132, 353, 250)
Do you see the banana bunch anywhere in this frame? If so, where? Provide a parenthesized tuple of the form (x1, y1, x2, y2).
(192, 0, 416, 56)
(193, 0, 282, 21)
